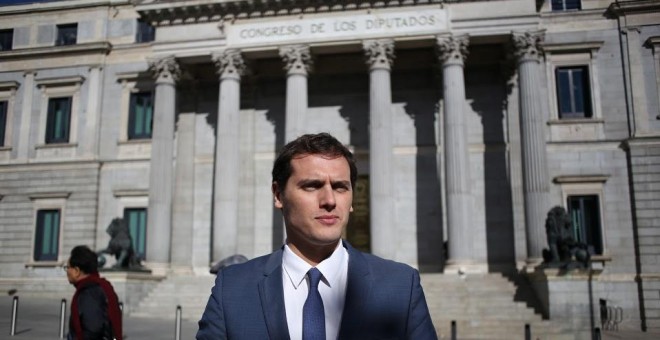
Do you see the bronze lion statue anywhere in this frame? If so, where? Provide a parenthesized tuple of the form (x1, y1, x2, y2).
(97, 217, 143, 270)
(542, 206, 590, 268)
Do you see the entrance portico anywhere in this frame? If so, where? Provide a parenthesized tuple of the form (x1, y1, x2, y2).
(139, 4, 550, 274)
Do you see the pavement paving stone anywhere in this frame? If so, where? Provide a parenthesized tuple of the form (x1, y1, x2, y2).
(1, 296, 197, 340)
(2, 296, 660, 339)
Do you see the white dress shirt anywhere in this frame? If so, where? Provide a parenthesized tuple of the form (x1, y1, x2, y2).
(282, 241, 349, 340)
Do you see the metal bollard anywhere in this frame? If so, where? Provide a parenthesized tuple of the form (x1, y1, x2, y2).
(10, 296, 18, 336)
(59, 299, 67, 339)
(174, 305, 182, 340)
(525, 323, 531, 340)
(594, 327, 601, 340)
(450, 320, 456, 340)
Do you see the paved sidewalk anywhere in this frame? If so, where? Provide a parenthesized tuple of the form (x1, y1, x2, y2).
(1, 296, 198, 339)
(3, 296, 660, 339)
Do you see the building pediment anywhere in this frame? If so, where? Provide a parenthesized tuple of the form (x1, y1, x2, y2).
(135, 0, 449, 26)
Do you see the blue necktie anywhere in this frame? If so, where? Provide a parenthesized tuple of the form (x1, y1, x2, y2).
(303, 268, 325, 340)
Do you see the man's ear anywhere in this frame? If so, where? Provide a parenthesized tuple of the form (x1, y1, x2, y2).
(272, 182, 283, 209)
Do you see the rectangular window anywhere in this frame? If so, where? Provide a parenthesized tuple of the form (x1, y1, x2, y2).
(0, 101, 7, 147)
(56, 23, 77, 46)
(34, 209, 60, 261)
(46, 97, 72, 144)
(0, 29, 13, 51)
(568, 195, 603, 255)
(136, 20, 155, 43)
(124, 208, 147, 261)
(551, 0, 581, 11)
(556, 66, 592, 119)
(128, 92, 153, 140)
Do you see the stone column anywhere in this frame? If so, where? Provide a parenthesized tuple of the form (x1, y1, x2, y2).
(146, 56, 180, 271)
(363, 39, 395, 259)
(280, 45, 312, 142)
(212, 50, 246, 263)
(512, 31, 551, 263)
(171, 112, 195, 271)
(436, 34, 477, 270)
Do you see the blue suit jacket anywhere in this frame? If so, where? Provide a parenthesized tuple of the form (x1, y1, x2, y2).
(197, 241, 437, 339)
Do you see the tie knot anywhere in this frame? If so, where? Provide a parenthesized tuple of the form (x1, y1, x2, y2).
(307, 268, 323, 289)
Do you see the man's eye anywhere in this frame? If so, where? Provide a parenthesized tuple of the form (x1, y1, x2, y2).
(334, 186, 349, 193)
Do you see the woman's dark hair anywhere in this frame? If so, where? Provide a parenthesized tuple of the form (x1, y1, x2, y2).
(69, 245, 98, 274)
(272, 133, 357, 189)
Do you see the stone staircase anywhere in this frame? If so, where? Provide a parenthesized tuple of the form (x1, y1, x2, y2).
(130, 274, 216, 322)
(421, 273, 578, 340)
(130, 272, 582, 339)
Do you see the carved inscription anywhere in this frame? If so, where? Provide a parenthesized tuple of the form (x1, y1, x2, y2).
(227, 10, 448, 46)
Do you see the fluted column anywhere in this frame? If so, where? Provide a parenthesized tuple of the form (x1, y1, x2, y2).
(512, 31, 551, 262)
(212, 50, 246, 263)
(280, 45, 312, 142)
(363, 39, 395, 258)
(436, 34, 475, 269)
(146, 56, 180, 269)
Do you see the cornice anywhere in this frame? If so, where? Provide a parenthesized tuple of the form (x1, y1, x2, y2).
(0, 0, 131, 16)
(136, 0, 449, 26)
(606, 0, 660, 18)
(0, 42, 112, 61)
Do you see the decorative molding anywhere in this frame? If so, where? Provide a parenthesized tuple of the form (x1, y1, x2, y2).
(436, 33, 469, 65)
(148, 56, 181, 84)
(279, 45, 312, 75)
(0, 81, 20, 91)
(212, 49, 246, 80)
(363, 39, 394, 70)
(547, 118, 605, 125)
(512, 30, 545, 63)
(113, 189, 149, 197)
(553, 175, 610, 184)
(136, 0, 446, 26)
(0, 42, 112, 61)
(607, 0, 660, 18)
(116, 72, 151, 82)
(35, 76, 85, 88)
(542, 41, 603, 53)
(28, 192, 72, 200)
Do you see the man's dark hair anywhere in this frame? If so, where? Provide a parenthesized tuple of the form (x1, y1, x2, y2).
(69, 245, 98, 274)
(272, 133, 357, 189)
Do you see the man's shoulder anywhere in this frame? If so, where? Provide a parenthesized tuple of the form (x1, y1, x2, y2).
(352, 248, 417, 276)
(219, 250, 281, 279)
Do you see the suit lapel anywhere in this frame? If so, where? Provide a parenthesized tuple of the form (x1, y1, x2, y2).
(338, 241, 372, 337)
(258, 248, 291, 340)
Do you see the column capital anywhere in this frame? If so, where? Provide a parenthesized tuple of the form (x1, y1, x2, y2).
(512, 30, 545, 63)
(363, 39, 395, 71)
(213, 49, 246, 80)
(280, 45, 312, 75)
(436, 33, 469, 66)
(148, 56, 181, 84)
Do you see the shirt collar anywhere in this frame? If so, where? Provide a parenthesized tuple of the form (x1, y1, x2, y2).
(282, 241, 346, 289)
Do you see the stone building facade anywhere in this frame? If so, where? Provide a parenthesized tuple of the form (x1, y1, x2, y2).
(0, 0, 659, 333)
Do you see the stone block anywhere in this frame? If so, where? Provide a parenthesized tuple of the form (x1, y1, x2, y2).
(109, 19, 134, 38)
(13, 26, 30, 47)
(36, 25, 54, 45)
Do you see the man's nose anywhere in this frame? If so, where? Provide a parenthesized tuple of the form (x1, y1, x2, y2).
(319, 185, 336, 210)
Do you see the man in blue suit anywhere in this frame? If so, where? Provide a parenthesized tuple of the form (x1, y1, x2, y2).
(197, 133, 437, 339)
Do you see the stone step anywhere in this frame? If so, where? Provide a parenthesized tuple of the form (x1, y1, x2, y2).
(130, 272, 576, 337)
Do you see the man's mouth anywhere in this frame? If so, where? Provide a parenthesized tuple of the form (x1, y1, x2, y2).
(316, 215, 339, 225)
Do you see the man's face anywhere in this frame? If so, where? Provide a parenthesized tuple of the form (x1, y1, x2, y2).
(273, 154, 353, 250)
